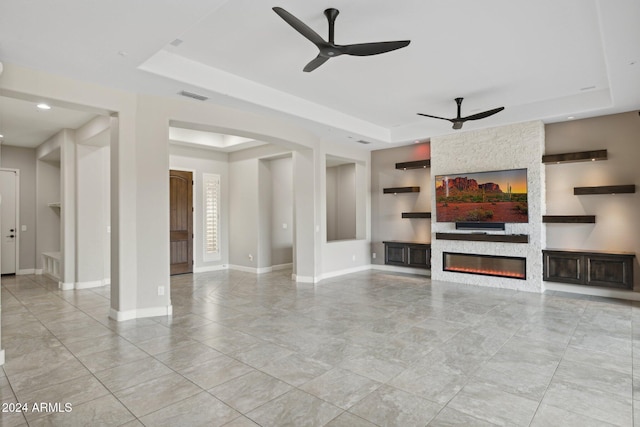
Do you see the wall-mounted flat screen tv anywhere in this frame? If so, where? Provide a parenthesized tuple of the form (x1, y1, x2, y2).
(435, 168, 528, 223)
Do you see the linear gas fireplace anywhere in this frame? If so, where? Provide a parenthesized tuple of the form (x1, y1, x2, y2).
(443, 252, 526, 280)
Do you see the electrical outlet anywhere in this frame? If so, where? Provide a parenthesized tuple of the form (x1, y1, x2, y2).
(282, 223, 287, 229)
(352, 255, 356, 261)
(21, 225, 27, 232)
(372, 252, 376, 259)
(248, 254, 253, 261)
(157, 286, 165, 296)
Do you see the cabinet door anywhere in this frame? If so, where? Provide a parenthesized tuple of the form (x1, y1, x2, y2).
(385, 244, 406, 266)
(543, 252, 583, 284)
(408, 246, 430, 269)
(586, 255, 633, 289)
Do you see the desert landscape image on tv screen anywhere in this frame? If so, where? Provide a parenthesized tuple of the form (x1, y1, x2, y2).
(435, 168, 528, 223)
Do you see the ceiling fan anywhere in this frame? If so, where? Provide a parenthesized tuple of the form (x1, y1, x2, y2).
(417, 98, 505, 130)
(272, 7, 410, 72)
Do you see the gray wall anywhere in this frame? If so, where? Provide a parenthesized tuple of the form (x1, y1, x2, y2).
(229, 145, 292, 270)
(326, 163, 356, 241)
(76, 144, 110, 285)
(370, 143, 432, 265)
(545, 111, 640, 290)
(0, 146, 37, 271)
(269, 156, 293, 266)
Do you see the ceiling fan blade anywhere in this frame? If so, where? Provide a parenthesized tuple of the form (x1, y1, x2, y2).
(417, 113, 452, 122)
(303, 55, 330, 72)
(463, 107, 505, 121)
(341, 40, 410, 56)
(273, 7, 326, 47)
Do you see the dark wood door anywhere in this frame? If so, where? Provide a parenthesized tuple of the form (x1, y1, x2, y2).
(170, 170, 193, 275)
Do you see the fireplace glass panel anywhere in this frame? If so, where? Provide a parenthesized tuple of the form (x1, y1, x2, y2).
(443, 252, 526, 279)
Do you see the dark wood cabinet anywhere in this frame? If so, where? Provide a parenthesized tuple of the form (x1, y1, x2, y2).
(543, 249, 635, 289)
(383, 241, 431, 269)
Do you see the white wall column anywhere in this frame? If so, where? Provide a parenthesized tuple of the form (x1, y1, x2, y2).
(60, 129, 76, 289)
(292, 149, 317, 282)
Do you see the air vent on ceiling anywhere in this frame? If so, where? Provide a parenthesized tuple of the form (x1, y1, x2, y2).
(356, 139, 372, 145)
(170, 38, 184, 47)
(179, 90, 208, 101)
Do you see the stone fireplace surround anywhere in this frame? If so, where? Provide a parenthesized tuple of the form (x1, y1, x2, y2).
(430, 121, 545, 293)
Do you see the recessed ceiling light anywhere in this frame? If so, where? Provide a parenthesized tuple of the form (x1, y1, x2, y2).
(0, 134, 4, 138)
(37, 103, 51, 110)
(567, 116, 575, 120)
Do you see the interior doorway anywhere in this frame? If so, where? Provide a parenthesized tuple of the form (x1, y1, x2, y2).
(0, 169, 18, 275)
(170, 169, 193, 275)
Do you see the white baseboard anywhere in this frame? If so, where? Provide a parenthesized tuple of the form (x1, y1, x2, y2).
(75, 280, 104, 289)
(103, 278, 111, 285)
(35, 269, 43, 275)
(271, 263, 293, 271)
(228, 264, 257, 273)
(0, 349, 5, 366)
(292, 274, 315, 283)
(17, 269, 36, 275)
(193, 264, 228, 273)
(371, 264, 431, 276)
(317, 265, 372, 282)
(58, 282, 74, 291)
(109, 305, 173, 322)
(544, 281, 640, 301)
(228, 264, 293, 274)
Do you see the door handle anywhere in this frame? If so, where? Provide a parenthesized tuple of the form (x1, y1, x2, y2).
(7, 235, 14, 238)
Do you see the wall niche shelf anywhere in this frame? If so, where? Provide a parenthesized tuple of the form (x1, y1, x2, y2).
(435, 232, 529, 243)
(47, 202, 61, 208)
(402, 212, 431, 219)
(543, 215, 596, 224)
(383, 186, 420, 194)
(395, 159, 431, 170)
(573, 185, 635, 195)
(542, 149, 607, 164)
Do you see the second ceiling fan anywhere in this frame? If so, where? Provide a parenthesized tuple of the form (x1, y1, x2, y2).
(417, 98, 505, 130)
(273, 7, 410, 72)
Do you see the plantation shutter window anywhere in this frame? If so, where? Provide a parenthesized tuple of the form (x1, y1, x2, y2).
(203, 173, 221, 261)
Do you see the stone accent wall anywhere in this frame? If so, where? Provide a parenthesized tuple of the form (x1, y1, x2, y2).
(430, 121, 545, 292)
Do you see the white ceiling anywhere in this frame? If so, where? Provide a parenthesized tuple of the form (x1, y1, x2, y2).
(0, 0, 638, 150)
(0, 96, 97, 148)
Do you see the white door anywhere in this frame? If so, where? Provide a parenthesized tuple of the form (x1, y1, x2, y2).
(0, 170, 17, 275)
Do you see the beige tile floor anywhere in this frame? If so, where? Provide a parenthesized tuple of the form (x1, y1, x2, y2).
(1, 269, 639, 426)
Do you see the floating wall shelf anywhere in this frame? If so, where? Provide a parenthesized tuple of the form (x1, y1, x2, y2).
(573, 185, 636, 195)
(543, 215, 596, 224)
(435, 232, 529, 243)
(383, 186, 420, 194)
(542, 149, 607, 164)
(47, 202, 61, 208)
(402, 212, 431, 219)
(395, 159, 431, 170)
